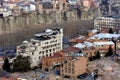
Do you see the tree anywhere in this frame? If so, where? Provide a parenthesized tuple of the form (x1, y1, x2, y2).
(76, 7, 81, 18)
(2, 57, 10, 72)
(89, 51, 101, 61)
(94, 51, 101, 59)
(105, 45, 113, 57)
(63, 11, 67, 20)
(13, 55, 31, 72)
(109, 28, 113, 34)
(78, 50, 82, 53)
(89, 55, 94, 61)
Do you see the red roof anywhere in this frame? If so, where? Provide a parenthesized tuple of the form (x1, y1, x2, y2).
(100, 28, 109, 33)
(76, 39, 84, 43)
(42, 52, 63, 59)
(63, 46, 80, 53)
(101, 28, 120, 33)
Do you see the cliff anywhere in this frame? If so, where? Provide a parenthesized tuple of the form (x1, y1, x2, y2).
(0, 10, 93, 48)
(0, 10, 84, 34)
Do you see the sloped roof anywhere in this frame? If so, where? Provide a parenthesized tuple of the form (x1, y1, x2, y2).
(63, 46, 80, 53)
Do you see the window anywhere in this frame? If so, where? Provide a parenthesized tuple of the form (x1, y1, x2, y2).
(86, 53, 88, 55)
(39, 52, 41, 54)
(72, 69, 74, 74)
(50, 53, 52, 56)
(53, 48, 55, 51)
(39, 56, 41, 59)
(55, 40, 57, 42)
(72, 63, 74, 66)
(68, 63, 71, 66)
(46, 54, 48, 57)
(43, 47, 45, 49)
(68, 67, 71, 73)
(50, 41, 54, 43)
(32, 52, 34, 55)
(32, 42, 35, 45)
(49, 49, 52, 52)
(45, 42, 48, 44)
(68, 66, 71, 69)
(46, 50, 48, 53)
(42, 51, 44, 53)
(65, 67, 67, 72)
(46, 63, 48, 66)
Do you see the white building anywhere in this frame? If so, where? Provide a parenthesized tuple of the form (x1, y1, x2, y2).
(88, 33, 120, 40)
(0, 8, 12, 17)
(67, 0, 77, 5)
(17, 28, 63, 67)
(94, 16, 120, 30)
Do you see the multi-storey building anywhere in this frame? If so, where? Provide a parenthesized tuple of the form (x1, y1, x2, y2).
(41, 46, 80, 71)
(42, 52, 71, 71)
(94, 16, 120, 30)
(70, 29, 120, 57)
(17, 28, 63, 67)
(60, 56, 87, 79)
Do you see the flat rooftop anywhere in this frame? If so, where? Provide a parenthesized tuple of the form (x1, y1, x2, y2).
(32, 28, 62, 41)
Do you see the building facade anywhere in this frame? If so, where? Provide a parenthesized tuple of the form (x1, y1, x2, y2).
(71, 30, 119, 57)
(60, 57, 87, 79)
(42, 52, 71, 71)
(17, 28, 63, 67)
(94, 16, 120, 30)
(41, 46, 80, 71)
